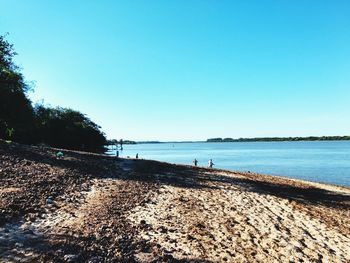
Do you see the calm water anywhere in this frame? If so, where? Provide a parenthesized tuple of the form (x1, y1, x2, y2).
(110, 141, 350, 187)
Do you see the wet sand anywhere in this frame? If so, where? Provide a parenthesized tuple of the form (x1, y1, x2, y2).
(0, 140, 349, 262)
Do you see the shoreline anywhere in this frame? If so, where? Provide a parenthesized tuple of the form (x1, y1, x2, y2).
(119, 157, 350, 190)
(1, 141, 349, 261)
(110, 140, 350, 188)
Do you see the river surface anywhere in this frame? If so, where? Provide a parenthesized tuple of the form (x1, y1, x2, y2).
(108, 141, 350, 187)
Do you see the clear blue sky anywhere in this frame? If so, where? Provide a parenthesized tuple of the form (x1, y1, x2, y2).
(1, 1, 349, 141)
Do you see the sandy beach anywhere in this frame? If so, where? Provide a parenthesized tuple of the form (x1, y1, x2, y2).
(0, 140, 349, 262)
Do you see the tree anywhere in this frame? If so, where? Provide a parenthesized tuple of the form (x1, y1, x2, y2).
(34, 105, 107, 153)
(0, 34, 35, 142)
(1, 34, 108, 152)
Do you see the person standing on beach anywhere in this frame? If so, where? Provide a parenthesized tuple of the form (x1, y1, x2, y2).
(115, 142, 118, 155)
(208, 159, 214, 168)
(193, 158, 198, 166)
(136, 153, 139, 159)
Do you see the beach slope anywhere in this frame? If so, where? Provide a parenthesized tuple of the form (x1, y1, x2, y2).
(0, 141, 349, 262)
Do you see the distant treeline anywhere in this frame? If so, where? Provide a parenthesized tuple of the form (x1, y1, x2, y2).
(0, 34, 106, 153)
(107, 139, 136, 145)
(137, 141, 162, 144)
(207, 136, 350, 142)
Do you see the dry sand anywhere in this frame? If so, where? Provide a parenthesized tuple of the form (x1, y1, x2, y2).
(129, 170, 350, 262)
(0, 141, 349, 262)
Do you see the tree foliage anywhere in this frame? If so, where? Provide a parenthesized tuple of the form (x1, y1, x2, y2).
(0, 34, 35, 142)
(34, 105, 106, 152)
(0, 34, 107, 152)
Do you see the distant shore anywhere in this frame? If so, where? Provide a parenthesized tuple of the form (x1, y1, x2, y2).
(117, 135, 350, 144)
(207, 135, 350, 143)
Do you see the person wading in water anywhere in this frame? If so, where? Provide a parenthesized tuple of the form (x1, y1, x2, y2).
(208, 159, 214, 168)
